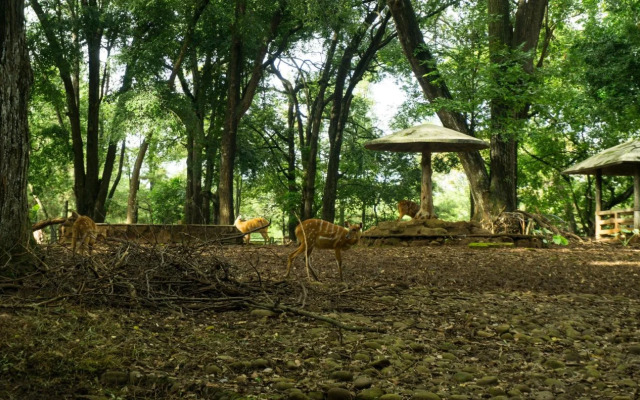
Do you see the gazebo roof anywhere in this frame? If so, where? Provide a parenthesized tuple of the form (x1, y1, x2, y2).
(364, 123, 489, 153)
(563, 140, 640, 176)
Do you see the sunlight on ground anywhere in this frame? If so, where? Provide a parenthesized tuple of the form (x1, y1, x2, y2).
(589, 260, 640, 267)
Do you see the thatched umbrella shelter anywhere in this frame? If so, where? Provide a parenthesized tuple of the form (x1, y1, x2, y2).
(364, 123, 489, 219)
(563, 140, 640, 238)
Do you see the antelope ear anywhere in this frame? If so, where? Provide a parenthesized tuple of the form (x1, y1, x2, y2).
(344, 221, 350, 228)
(71, 211, 79, 218)
(358, 222, 363, 229)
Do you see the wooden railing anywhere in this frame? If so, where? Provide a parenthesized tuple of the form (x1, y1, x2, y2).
(595, 208, 635, 239)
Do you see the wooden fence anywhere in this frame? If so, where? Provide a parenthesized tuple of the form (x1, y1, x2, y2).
(595, 208, 635, 239)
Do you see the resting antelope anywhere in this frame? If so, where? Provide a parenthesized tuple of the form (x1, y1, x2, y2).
(285, 219, 362, 281)
(397, 200, 419, 220)
(234, 215, 271, 244)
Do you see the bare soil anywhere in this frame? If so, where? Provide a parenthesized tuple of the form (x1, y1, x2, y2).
(1, 241, 639, 400)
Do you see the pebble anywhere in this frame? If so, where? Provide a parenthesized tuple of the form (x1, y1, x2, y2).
(250, 309, 276, 318)
(533, 390, 554, 400)
(379, 395, 402, 400)
(330, 371, 354, 382)
(543, 359, 565, 369)
(353, 376, 373, 389)
(411, 390, 440, 400)
(356, 387, 384, 400)
(327, 387, 353, 400)
(287, 388, 308, 400)
(205, 364, 223, 375)
(369, 358, 391, 369)
(453, 372, 474, 383)
(477, 376, 498, 386)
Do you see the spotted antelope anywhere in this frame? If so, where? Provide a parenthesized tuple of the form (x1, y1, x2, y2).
(285, 219, 362, 281)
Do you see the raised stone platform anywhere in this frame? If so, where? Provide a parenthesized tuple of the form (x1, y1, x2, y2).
(361, 219, 543, 248)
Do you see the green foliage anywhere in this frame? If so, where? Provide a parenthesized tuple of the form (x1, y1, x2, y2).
(148, 177, 186, 224)
(552, 235, 569, 246)
(22, 0, 640, 239)
(616, 228, 639, 247)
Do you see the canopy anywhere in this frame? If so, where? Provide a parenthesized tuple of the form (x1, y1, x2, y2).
(364, 123, 489, 219)
(562, 140, 640, 176)
(364, 123, 490, 153)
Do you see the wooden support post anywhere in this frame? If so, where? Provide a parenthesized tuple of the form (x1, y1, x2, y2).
(595, 170, 602, 240)
(634, 167, 640, 230)
(417, 149, 434, 218)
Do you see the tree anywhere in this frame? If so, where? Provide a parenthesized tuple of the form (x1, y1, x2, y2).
(321, 0, 393, 223)
(0, 0, 32, 262)
(30, 0, 132, 221)
(387, 0, 549, 222)
(218, 0, 289, 224)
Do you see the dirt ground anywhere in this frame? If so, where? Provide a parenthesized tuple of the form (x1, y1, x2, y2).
(1, 240, 639, 400)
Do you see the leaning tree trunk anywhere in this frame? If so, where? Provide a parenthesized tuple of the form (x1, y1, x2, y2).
(321, 6, 390, 223)
(127, 136, 150, 224)
(387, 0, 492, 222)
(0, 0, 32, 262)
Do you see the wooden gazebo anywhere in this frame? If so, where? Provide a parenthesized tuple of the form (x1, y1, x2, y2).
(563, 140, 640, 239)
(364, 124, 489, 219)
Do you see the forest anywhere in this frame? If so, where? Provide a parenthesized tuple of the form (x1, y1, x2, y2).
(1, 0, 639, 243)
(1, 0, 640, 399)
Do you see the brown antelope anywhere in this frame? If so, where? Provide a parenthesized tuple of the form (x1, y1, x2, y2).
(62, 211, 97, 255)
(397, 200, 419, 220)
(285, 219, 363, 281)
(234, 215, 271, 244)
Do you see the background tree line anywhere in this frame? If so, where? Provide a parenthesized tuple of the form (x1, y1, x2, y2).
(2, 0, 640, 256)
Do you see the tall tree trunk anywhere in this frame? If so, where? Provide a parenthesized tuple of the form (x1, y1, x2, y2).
(219, 1, 243, 225)
(487, 0, 516, 212)
(31, 0, 122, 221)
(271, 65, 302, 238)
(486, 0, 547, 214)
(300, 32, 339, 220)
(0, 0, 32, 261)
(286, 93, 300, 238)
(127, 136, 150, 224)
(218, 1, 283, 224)
(322, 7, 391, 222)
(387, 0, 492, 222)
(202, 140, 218, 224)
(185, 122, 204, 223)
(93, 141, 117, 222)
(83, 0, 103, 219)
(107, 140, 126, 200)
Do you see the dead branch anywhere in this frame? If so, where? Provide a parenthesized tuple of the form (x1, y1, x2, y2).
(32, 217, 67, 232)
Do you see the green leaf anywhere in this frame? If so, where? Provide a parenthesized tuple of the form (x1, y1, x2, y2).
(552, 235, 569, 246)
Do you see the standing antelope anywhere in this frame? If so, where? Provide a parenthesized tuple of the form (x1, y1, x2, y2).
(62, 211, 98, 255)
(397, 200, 420, 220)
(234, 215, 271, 244)
(285, 219, 363, 281)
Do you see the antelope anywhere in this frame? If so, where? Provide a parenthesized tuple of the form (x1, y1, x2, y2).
(285, 219, 363, 281)
(397, 200, 419, 220)
(234, 215, 271, 244)
(62, 211, 97, 255)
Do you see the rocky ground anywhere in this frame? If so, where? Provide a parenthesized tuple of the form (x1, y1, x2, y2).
(0, 241, 639, 400)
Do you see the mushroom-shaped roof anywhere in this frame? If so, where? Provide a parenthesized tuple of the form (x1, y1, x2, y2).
(364, 123, 489, 153)
(562, 140, 640, 176)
